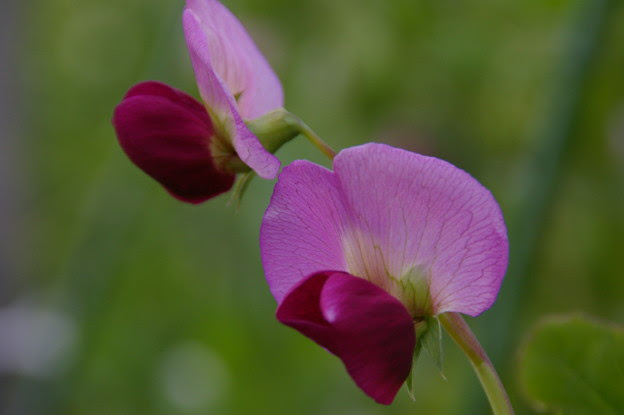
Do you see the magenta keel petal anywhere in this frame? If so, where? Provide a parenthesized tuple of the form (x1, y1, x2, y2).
(277, 271, 415, 405)
(112, 81, 235, 203)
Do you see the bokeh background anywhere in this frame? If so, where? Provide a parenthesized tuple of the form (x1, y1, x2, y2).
(1, 0, 623, 414)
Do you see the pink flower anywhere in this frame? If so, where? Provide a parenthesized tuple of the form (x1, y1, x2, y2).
(260, 143, 508, 404)
(113, 0, 282, 203)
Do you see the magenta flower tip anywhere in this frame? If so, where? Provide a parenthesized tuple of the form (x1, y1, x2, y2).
(112, 81, 235, 203)
(277, 271, 415, 405)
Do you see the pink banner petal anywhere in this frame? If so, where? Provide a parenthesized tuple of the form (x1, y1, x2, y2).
(183, 9, 280, 179)
(261, 161, 347, 302)
(184, 0, 283, 119)
(333, 144, 508, 317)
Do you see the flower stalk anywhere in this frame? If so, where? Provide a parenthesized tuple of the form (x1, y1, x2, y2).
(247, 109, 337, 161)
(438, 313, 514, 415)
(291, 116, 337, 161)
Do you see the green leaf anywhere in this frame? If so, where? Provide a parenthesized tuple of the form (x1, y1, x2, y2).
(518, 314, 624, 415)
(227, 172, 256, 210)
(405, 338, 422, 401)
(405, 317, 446, 401)
(422, 317, 445, 379)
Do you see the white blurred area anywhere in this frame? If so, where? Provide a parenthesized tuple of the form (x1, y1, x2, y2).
(158, 341, 229, 412)
(0, 301, 78, 378)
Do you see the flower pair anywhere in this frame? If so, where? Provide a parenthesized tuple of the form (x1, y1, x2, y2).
(112, 0, 509, 406)
(113, 0, 283, 203)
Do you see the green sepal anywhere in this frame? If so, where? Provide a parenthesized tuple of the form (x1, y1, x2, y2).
(405, 317, 446, 401)
(246, 108, 301, 154)
(406, 320, 426, 401)
(227, 171, 256, 210)
(224, 109, 301, 207)
(422, 317, 445, 379)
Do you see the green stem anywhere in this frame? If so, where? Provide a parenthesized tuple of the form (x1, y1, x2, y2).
(439, 313, 514, 415)
(276, 110, 336, 160)
(294, 117, 337, 161)
(246, 108, 337, 162)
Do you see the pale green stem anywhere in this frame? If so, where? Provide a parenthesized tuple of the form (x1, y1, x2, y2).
(298, 122, 336, 161)
(247, 108, 337, 162)
(287, 113, 337, 161)
(438, 313, 514, 415)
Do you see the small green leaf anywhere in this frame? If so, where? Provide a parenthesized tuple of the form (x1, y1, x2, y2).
(422, 317, 445, 379)
(518, 314, 624, 415)
(227, 172, 256, 209)
(405, 339, 422, 401)
(405, 318, 446, 400)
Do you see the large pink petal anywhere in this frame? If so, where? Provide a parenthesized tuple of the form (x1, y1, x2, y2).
(261, 143, 508, 317)
(112, 81, 235, 203)
(333, 143, 508, 316)
(260, 161, 347, 302)
(184, 0, 283, 120)
(277, 271, 415, 405)
(183, 9, 280, 179)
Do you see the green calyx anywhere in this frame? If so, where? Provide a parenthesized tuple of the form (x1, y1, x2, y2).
(223, 109, 303, 206)
(398, 265, 434, 319)
(246, 108, 301, 154)
(406, 316, 445, 400)
(210, 108, 301, 175)
(219, 109, 337, 206)
(215, 108, 337, 177)
(401, 266, 443, 400)
(210, 134, 249, 174)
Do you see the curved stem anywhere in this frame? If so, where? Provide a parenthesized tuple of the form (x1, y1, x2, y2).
(297, 121, 337, 161)
(438, 313, 514, 415)
(246, 108, 337, 161)
(284, 112, 337, 161)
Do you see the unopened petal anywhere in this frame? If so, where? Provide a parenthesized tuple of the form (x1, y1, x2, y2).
(112, 81, 235, 203)
(183, 0, 283, 119)
(183, 9, 280, 179)
(277, 271, 415, 405)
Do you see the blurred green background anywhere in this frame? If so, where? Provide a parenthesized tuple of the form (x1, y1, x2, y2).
(2, 0, 623, 414)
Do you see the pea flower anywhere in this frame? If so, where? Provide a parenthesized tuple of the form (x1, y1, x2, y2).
(260, 143, 508, 404)
(112, 0, 283, 203)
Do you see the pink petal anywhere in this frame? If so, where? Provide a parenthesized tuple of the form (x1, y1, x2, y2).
(260, 161, 347, 303)
(183, 8, 280, 179)
(184, 0, 283, 120)
(333, 144, 508, 317)
(112, 81, 235, 203)
(261, 143, 508, 317)
(277, 271, 415, 405)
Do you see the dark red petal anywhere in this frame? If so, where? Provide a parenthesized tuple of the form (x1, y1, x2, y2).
(277, 271, 415, 405)
(112, 81, 235, 203)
